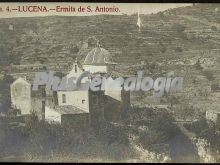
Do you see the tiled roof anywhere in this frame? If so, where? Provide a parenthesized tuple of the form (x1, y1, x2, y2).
(54, 105, 89, 115)
(84, 47, 114, 65)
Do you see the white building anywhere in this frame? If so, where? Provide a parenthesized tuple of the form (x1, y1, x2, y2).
(83, 43, 116, 74)
(10, 77, 31, 115)
(10, 43, 130, 129)
(45, 105, 89, 127)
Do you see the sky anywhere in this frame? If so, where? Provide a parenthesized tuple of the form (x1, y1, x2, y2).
(0, 3, 192, 18)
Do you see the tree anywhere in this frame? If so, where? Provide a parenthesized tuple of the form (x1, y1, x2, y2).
(211, 26, 217, 31)
(172, 23, 186, 33)
(87, 36, 97, 47)
(195, 59, 203, 70)
(168, 95, 179, 108)
(203, 70, 215, 81)
(0, 46, 11, 66)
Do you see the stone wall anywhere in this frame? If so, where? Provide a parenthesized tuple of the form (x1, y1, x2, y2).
(61, 113, 90, 131)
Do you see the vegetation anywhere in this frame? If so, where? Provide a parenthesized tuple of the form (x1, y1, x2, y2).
(184, 117, 220, 162)
(0, 3, 220, 162)
(0, 106, 178, 162)
(0, 74, 14, 113)
(211, 26, 217, 31)
(172, 23, 186, 33)
(202, 70, 215, 81)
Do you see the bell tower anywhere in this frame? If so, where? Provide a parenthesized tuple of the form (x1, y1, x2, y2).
(88, 90, 105, 129)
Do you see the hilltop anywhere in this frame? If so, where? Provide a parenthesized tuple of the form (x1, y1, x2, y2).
(0, 4, 219, 67)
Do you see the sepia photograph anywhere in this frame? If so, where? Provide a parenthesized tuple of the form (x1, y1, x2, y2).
(0, 2, 220, 163)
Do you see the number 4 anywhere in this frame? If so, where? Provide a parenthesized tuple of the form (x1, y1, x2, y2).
(6, 6, 10, 12)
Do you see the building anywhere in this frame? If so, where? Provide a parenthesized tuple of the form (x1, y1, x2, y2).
(45, 105, 90, 131)
(10, 43, 130, 130)
(10, 77, 31, 115)
(83, 42, 116, 74)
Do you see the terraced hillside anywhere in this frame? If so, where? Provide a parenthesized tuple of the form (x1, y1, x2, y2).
(0, 4, 219, 67)
(0, 4, 220, 118)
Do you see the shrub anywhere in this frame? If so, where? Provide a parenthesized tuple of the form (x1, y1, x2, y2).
(172, 23, 186, 33)
(195, 59, 203, 70)
(211, 26, 217, 31)
(195, 138, 216, 163)
(137, 129, 165, 149)
(175, 47, 183, 52)
(99, 121, 130, 145)
(203, 70, 215, 81)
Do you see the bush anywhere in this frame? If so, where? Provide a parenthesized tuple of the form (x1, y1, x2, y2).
(211, 26, 217, 31)
(137, 129, 165, 149)
(172, 23, 186, 33)
(195, 59, 203, 70)
(183, 118, 208, 135)
(175, 47, 183, 52)
(168, 95, 180, 107)
(87, 36, 97, 47)
(195, 138, 216, 163)
(99, 121, 130, 145)
(203, 70, 215, 81)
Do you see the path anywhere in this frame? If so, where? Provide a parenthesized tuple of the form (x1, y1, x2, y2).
(167, 121, 199, 163)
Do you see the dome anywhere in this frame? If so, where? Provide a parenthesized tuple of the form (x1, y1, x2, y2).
(83, 47, 114, 65)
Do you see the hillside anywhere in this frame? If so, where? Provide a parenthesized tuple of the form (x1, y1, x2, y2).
(0, 4, 220, 163)
(0, 4, 220, 115)
(0, 4, 219, 67)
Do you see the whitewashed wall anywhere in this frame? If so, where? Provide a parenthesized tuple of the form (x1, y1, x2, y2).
(83, 65, 107, 74)
(45, 106, 61, 124)
(57, 91, 89, 112)
(105, 90, 122, 101)
(10, 78, 31, 114)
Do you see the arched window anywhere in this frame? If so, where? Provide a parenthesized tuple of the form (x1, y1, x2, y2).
(75, 65, 77, 73)
(62, 94, 66, 103)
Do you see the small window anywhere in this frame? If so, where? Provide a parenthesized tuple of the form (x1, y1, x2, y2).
(92, 95, 98, 105)
(42, 101, 45, 113)
(75, 65, 77, 73)
(82, 99, 85, 104)
(62, 94, 66, 103)
(41, 88, 46, 97)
